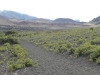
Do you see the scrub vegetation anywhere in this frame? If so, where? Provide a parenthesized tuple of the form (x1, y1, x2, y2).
(17, 27, 100, 64)
(0, 30, 37, 74)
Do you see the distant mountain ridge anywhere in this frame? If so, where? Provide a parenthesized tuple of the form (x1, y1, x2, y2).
(53, 18, 77, 23)
(0, 10, 37, 20)
(90, 16, 100, 25)
(0, 10, 82, 22)
(0, 15, 15, 25)
(52, 18, 83, 25)
(0, 10, 87, 26)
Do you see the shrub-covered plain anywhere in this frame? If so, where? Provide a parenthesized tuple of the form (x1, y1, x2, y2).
(0, 31, 37, 73)
(18, 27, 100, 64)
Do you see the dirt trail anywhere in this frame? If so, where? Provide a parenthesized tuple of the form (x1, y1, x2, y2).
(17, 41, 100, 75)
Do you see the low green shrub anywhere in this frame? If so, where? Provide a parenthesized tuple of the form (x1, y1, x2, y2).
(25, 58, 33, 67)
(79, 42, 96, 55)
(57, 45, 67, 53)
(96, 57, 100, 64)
(89, 27, 94, 30)
(74, 48, 80, 57)
(89, 46, 100, 62)
(0, 36, 19, 44)
(5, 30, 17, 35)
(91, 38, 100, 45)
(33, 60, 38, 67)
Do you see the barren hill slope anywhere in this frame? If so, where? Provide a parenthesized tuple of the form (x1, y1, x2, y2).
(0, 15, 15, 25)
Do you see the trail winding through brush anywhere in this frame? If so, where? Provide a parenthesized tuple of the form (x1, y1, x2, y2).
(16, 41, 100, 75)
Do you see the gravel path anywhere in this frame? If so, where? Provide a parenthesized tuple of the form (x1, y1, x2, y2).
(14, 41, 100, 75)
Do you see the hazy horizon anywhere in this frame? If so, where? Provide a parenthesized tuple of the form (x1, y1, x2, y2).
(0, 0, 100, 22)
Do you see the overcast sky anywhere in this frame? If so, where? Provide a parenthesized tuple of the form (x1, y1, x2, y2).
(0, 0, 100, 22)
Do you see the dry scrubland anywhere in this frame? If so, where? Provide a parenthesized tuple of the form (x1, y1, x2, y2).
(1, 27, 100, 75)
(0, 31, 38, 75)
(18, 27, 100, 64)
